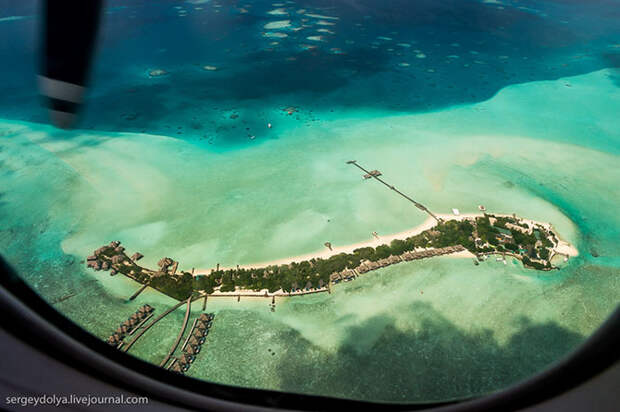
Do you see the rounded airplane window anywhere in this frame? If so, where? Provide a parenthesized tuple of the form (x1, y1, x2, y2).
(0, 0, 618, 404)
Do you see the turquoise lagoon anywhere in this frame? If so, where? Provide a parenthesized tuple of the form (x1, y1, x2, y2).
(1, 68, 618, 401)
(0, 0, 619, 403)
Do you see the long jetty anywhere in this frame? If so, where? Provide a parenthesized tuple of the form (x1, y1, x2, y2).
(122, 298, 194, 353)
(347, 160, 439, 221)
(181, 319, 199, 353)
(129, 284, 148, 301)
(159, 297, 192, 367)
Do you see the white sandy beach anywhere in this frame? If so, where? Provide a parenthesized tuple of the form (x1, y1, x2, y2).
(194, 212, 577, 275)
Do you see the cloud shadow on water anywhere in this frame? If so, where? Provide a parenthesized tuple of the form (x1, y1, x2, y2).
(273, 301, 584, 402)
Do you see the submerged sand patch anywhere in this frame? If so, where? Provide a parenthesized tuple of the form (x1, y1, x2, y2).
(264, 20, 291, 30)
(267, 8, 288, 16)
(263, 32, 289, 38)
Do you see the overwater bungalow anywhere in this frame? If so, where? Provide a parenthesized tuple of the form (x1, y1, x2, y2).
(157, 257, 174, 272)
(170, 361, 184, 374)
(188, 335, 201, 348)
(108, 332, 122, 345)
(139, 304, 153, 314)
(193, 330, 206, 343)
(179, 353, 194, 365)
(185, 345, 199, 355)
(196, 320, 208, 331)
(107, 334, 121, 345)
(131, 252, 144, 262)
(388, 255, 401, 264)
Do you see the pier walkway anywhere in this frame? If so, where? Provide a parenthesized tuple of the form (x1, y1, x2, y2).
(347, 160, 439, 221)
(129, 284, 148, 301)
(180, 319, 199, 353)
(160, 297, 192, 367)
(122, 298, 194, 353)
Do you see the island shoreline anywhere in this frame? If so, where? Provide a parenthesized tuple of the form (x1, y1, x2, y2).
(195, 212, 578, 274)
(85, 212, 579, 302)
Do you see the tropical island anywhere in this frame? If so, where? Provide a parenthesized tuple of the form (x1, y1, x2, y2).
(85, 213, 577, 302)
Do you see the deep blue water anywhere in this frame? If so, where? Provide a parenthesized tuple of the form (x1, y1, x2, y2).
(0, 0, 618, 146)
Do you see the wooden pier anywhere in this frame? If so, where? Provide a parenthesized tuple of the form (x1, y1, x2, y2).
(347, 160, 439, 221)
(127, 313, 153, 336)
(181, 319, 199, 352)
(129, 284, 148, 301)
(122, 298, 195, 353)
(160, 297, 192, 367)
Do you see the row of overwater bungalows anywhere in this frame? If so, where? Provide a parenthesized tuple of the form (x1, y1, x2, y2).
(329, 245, 466, 283)
(170, 313, 215, 374)
(107, 304, 154, 346)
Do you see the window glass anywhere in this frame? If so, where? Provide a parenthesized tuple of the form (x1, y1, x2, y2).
(0, 0, 618, 403)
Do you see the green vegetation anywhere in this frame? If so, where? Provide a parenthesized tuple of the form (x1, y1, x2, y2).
(92, 214, 560, 301)
(150, 272, 194, 300)
(475, 216, 499, 246)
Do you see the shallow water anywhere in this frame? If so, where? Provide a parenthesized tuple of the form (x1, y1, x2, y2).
(0, 0, 618, 402)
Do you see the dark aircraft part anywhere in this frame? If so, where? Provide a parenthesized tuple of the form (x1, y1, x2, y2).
(39, 0, 103, 129)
